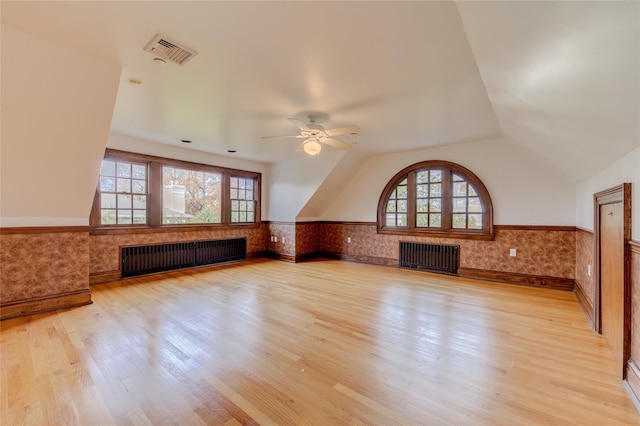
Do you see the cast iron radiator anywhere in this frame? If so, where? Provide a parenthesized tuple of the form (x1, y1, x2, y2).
(121, 238, 246, 277)
(399, 242, 459, 275)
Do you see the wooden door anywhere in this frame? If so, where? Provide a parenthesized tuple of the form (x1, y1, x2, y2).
(599, 202, 625, 372)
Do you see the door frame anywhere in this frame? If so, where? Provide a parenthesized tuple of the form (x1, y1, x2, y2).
(593, 183, 632, 377)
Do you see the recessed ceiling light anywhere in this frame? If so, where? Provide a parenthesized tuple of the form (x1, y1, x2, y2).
(153, 57, 167, 65)
(181, 139, 192, 143)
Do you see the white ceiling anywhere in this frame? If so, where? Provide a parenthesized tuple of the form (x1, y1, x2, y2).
(2, 1, 638, 181)
(457, 1, 640, 183)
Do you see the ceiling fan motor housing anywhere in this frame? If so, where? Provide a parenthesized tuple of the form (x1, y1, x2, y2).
(307, 123, 324, 133)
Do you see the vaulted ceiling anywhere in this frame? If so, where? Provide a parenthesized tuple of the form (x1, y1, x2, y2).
(2, 1, 638, 183)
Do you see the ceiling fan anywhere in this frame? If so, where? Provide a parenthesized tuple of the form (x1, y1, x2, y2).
(262, 113, 360, 156)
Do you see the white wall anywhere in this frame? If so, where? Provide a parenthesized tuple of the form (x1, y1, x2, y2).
(107, 133, 270, 220)
(576, 147, 640, 240)
(1, 26, 121, 227)
(322, 138, 576, 225)
(267, 151, 345, 222)
(297, 151, 369, 221)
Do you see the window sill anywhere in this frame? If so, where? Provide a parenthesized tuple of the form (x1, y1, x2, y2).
(377, 227, 494, 241)
(90, 222, 262, 236)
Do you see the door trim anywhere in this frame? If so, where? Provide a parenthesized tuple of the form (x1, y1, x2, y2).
(594, 183, 632, 378)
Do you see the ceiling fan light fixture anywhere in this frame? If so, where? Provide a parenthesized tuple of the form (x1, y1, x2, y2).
(303, 139, 322, 156)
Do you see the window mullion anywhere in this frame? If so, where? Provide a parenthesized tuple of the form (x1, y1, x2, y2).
(149, 161, 162, 226)
(407, 172, 416, 229)
(221, 173, 231, 224)
(441, 168, 452, 230)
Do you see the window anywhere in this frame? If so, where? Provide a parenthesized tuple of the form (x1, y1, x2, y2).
(98, 159, 147, 225)
(451, 172, 483, 230)
(377, 160, 493, 239)
(415, 169, 442, 228)
(230, 176, 256, 223)
(162, 166, 222, 224)
(385, 177, 408, 227)
(91, 149, 260, 228)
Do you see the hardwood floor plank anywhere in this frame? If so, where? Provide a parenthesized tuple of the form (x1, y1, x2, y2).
(205, 374, 279, 426)
(2, 259, 639, 425)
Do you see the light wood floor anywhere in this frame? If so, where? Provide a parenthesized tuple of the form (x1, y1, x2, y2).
(2, 259, 639, 425)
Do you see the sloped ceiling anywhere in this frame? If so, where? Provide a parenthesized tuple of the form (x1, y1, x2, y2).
(2, 1, 638, 183)
(457, 1, 640, 183)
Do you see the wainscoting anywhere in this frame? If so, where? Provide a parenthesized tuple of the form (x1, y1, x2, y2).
(89, 224, 268, 280)
(0, 227, 92, 320)
(0, 222, 616, 320)
(575, 228, 595, 325)
(88, 221, 577, 289)
(293, 222, 577, 290)
(629, 241, 640, 405)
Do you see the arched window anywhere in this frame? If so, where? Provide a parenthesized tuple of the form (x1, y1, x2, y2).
(377, 160, 494, 239)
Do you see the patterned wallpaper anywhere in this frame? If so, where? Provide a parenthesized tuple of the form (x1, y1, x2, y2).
(90, 225, 268, 274)
(87, 221, 578, 280)
(576, 229, 595, 307)
(90, 222, 303, 275)
(266, 222, 296, 258)
(295, 222, 322, 256)
(318, 223, 576, 278)
(0, 231, 90, 304)
(10, 222, 578, 291)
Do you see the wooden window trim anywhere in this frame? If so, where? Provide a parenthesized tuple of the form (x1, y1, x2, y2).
(90, 148, 261, 232)
(377, 160, 494, 240)
(230, 176, 258, 224)
(91, 157, 149, 227)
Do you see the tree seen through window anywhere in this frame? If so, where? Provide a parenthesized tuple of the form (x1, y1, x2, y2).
(162, 166, 222, 224)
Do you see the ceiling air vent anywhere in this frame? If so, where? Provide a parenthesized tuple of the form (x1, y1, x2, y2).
(144, 34, 197, 65)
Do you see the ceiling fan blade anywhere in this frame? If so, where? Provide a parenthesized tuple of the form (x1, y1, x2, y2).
(288, 117, 310, 131)
(261, 134, 300, 139)
(322, 138, 351, 150)
(325, 125, 360, 137)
